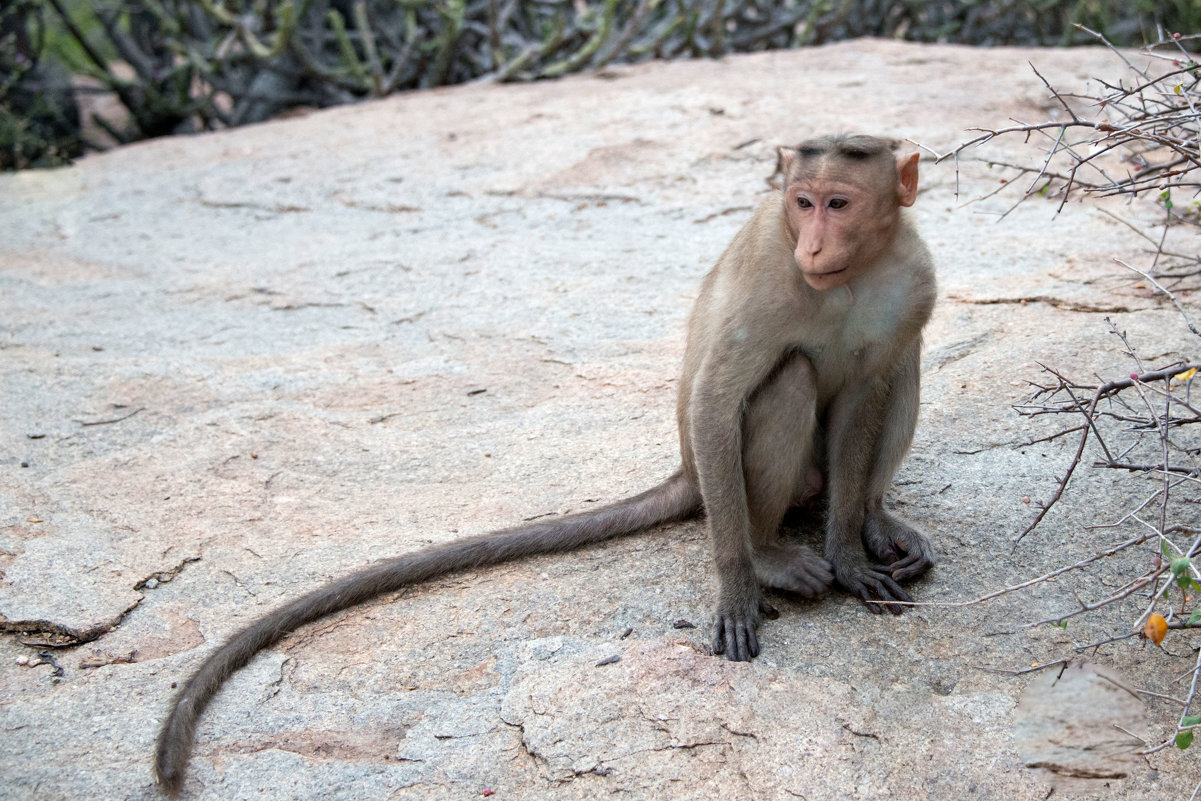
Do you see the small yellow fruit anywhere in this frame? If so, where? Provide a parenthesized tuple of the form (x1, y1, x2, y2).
(1144, 613, 1168, 645)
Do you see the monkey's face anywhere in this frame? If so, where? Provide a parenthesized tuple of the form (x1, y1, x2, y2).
(785, 173, 900, 292)
(783, 150, 919, 292)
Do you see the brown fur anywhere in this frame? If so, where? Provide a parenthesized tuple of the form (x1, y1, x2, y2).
(679, 134, 935, 661)
(154, 133, 936, 793)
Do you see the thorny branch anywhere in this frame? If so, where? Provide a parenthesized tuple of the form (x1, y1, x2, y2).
(933, 27, 1201, 763)
(932, 27, 1201, 290)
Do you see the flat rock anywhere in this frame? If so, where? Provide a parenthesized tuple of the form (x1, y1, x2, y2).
(2, 38, 1198, 800)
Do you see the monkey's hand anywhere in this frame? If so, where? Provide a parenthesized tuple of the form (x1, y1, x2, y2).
(711, 582, 778, 662)
(862, 508, 935, 582)
(752, 543, 833, 597)
(828, 551, 913, 616)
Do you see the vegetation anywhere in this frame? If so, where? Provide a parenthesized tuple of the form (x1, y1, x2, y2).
(2, 0, 1195, 169)
(941, 28, 1201, 764)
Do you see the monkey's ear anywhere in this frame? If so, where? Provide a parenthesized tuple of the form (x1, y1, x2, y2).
(778, 146, 795, 174)
(896, 152, 919, 207)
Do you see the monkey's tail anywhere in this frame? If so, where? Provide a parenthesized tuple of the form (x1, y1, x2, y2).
(154, 469, 699, 795)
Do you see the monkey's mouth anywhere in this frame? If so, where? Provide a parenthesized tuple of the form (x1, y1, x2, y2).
(807, 266, 848, 278)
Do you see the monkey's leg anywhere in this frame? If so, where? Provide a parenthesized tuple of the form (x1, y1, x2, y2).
(690, 343, 815, 662)
(862, 342, 935, 582)
(742, 354, 833, 598)
(823, 372, 913, 614)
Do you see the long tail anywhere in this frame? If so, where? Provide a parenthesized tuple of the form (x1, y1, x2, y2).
(154, 469, 700, 794)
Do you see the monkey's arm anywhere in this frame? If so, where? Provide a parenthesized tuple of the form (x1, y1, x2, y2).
(687, 342, 781, 661)
(862, 340, 935, 581)
(822, 368, 915, 614)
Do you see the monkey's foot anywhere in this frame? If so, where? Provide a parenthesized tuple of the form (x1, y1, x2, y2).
(753, 543, 832, 598)
(862, 509, 935, 582)
(711, 584, 776, 662)
(829, 553, 913, 616)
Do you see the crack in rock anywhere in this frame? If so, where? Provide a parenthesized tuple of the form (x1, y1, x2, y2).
(2, 555, 200, 647)
(841, 722, 880, 740)
(948, 294, 1141, 314)
(1, 602, 143, 647)
(1024, 760, 1127, 780)
(134, 555, 201, 590)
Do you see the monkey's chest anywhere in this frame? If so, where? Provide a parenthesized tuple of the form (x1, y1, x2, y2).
(803, 284, 909, 398)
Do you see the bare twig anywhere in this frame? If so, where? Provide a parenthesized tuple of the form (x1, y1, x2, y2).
(946, 35, 1201, 783)
(1115, 259, 1201, 338)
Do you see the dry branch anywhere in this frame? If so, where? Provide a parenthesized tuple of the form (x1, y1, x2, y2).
(940, 29, 1201, 769)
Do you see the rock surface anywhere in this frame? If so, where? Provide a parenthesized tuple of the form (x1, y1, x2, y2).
(2, 39, 1199, 800)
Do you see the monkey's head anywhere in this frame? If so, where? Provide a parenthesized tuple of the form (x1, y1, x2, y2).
(780, 134, 920, 291)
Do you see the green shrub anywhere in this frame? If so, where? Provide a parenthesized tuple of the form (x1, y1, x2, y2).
(4, 0, 1197, 169)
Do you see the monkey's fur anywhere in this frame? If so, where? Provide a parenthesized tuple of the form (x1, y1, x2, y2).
(155, 133, 935, 794)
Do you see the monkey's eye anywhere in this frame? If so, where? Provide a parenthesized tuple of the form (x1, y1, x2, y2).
(796, 196, 813, 209)
(828, 198, 849, 210)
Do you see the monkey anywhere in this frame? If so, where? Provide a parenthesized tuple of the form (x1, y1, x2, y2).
(154, 133, 936, 794)
(680, 133, 936, 661)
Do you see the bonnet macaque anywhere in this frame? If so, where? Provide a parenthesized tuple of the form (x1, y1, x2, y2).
(156, 133, 935, 794)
